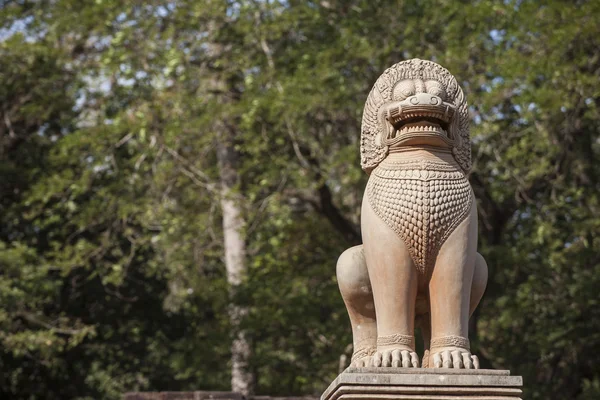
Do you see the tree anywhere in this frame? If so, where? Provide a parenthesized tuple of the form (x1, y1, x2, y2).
(1, 1, 599, 399)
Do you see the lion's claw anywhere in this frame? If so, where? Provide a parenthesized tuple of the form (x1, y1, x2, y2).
(431, 347, 479, 369)
(373, 348, 419, 368)
(350, 355, 372, 367)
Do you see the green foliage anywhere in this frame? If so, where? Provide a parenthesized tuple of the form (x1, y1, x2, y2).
(1, 0, 599, 399)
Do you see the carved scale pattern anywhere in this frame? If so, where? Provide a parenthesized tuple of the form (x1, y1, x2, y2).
(360, 59, 471, 173)
(367, 160, 472, 277)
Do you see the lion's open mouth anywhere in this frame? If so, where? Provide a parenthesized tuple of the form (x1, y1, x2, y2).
(395, 118, 450, 139)
(381, 96, 456, 146)
(384, 115, 453, 146)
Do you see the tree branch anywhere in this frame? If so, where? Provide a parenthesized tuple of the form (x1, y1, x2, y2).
(316, 182, 361, 245)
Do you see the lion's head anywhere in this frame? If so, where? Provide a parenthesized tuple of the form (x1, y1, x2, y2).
(360, 59, 471, 173)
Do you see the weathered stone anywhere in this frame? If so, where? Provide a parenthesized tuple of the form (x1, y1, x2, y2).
(122, 393, 318, 400)
(253, 397, 318, 400)
(123, 394, 162, 400)
(123, 391, 243, 400)
(337, 59, 489, 369)
(331, 61, 523, 393)
(321, 368, 523, 400)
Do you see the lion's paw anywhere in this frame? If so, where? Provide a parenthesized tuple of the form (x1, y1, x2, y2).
(430, 347, 479, 369)
(373, 347, 419, 368)
(350, 346, 376, 368)
(350, 355, 372, 367)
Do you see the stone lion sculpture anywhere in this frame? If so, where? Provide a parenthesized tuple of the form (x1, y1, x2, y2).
(337, 59, 488, 369)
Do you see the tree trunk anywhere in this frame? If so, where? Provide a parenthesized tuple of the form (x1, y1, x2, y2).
(217, 137, 254, 396)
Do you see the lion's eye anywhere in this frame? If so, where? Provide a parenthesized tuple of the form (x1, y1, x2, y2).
(425, 80, 446, 100)
(393, 80, 415, 100)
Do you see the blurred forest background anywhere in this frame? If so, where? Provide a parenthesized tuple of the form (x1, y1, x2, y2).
(1, 1, 599, 399)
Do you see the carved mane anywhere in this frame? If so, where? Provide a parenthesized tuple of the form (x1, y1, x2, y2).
(360, 59, 471, 173)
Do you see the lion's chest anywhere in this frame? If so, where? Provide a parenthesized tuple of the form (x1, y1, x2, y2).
(367, 159, 472, 277)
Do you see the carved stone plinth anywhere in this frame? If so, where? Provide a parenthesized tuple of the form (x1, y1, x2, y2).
(321, 368, 523, 400)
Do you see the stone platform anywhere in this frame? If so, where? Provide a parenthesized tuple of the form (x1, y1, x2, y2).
(321, 367, 523, 400)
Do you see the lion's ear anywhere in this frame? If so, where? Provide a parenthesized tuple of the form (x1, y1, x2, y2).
(361, 84, 389, 172)
(449, 86, 471, 173)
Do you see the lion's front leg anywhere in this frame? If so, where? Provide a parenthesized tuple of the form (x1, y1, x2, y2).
(361, 191, 419, 368)
(428, 204, 481, 369)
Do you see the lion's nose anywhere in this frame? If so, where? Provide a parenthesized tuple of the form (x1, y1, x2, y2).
(406, 93, 443, 106)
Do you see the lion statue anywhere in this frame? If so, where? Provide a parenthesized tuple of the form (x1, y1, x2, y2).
(337, 59, 488, 369)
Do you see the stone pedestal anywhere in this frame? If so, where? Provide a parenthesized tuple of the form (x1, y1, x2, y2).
(321, 367, 523, 400)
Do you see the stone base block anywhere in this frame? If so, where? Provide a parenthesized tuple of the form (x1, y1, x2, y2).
(122, 392, 318, 400)
(321, 367, 523, 400)
(123, 391, 242, 400)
